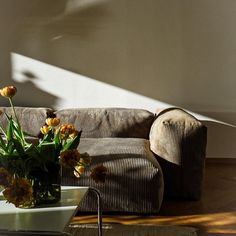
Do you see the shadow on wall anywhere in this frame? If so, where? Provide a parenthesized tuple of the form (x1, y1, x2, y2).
(12, 71, 58, 108)
(0, 66, 58, 108)
(9, 52, 236, 160)
(7, 0, 186, 110)
(0, 0, 68, 107)
(1, 0, 236, 159)
(10, 53, 172, 111)
(201, 120, 236, 159)
(1, 0, 235, 123)
(0, 0, 111, 108)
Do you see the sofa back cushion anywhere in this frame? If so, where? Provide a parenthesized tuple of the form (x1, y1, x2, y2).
(0, 107, 53, 137)
(56, 108, 155, 139)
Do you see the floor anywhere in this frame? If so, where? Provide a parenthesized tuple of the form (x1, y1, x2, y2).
(73, 160, 236, 236)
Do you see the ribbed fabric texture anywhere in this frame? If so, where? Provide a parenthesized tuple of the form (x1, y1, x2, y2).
(62, 138, 164, 213)
(56, 108, 155, 139)
(0, 106, 207, 211)
(150, 108, 207, 200)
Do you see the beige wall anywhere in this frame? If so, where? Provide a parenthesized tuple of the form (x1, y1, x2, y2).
(0, 0, 235, 157)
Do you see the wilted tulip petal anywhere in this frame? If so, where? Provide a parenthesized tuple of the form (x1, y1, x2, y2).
(59, 124, 76, 139)
(3, 178, 33, 207)
(79, 152, 92, 165)
(90, 163, 108, 183)
(0, 167, 11, 187)
(59, 149, 81, 168)
(73, 165, 85, 178)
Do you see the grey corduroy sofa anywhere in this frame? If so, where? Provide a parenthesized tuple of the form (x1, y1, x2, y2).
(0, 107, 207, 213)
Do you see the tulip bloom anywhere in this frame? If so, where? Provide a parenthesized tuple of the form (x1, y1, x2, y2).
(90, 163, 108, 183)
(74, 165, 85, 178)
(3, 178, 33, 207)
(59, 149, 81, 168)
(0, 167, 11, 187)
(46, 117, 60, 127)
(40, 125, 50, 135)
(0, 86, 17, 98)
(79, 153, 92, 165)
(59, 124, 76, 139)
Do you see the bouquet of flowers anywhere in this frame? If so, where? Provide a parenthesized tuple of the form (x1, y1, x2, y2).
(0, 86, 108, 208)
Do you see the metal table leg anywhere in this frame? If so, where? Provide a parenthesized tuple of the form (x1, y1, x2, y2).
(88, 187, 103, 236)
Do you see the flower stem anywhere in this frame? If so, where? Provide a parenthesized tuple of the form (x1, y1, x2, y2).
(9, 98, 25, 145)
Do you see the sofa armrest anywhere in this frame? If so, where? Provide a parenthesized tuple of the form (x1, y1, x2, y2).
(149, 108, 207, 200)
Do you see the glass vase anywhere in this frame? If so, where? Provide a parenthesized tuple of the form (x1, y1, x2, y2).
(19, 164, 61, 208)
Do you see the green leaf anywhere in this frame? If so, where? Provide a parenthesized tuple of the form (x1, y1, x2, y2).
(6, 141, 14, 154)
(11, 119, 28, 147)
(40, 129, 54, 143)
(38, 142, 56, 159)
(25, 144, 39, 156)
(12, 138, 25, 156)
(53, 130, 62, 156)
(7, 117, 14, 141)
(54, 129, 60, 145)
(0, 135, 7, 152)
(62, 130, 82, 151)
(24, 144, 49, 174)
(0, 148, 7, 156)
(4, 112, 11, 121)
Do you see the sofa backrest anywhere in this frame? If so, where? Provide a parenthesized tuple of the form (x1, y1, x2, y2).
(56, 108, 155, 139)
(0, 107, 155, 139)
(0, 107, 53, 137)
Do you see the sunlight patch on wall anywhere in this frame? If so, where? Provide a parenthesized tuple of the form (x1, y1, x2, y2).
(11, 53, 223, 123)
(11, 53, 172, 112)
(10, 53, 236, 159)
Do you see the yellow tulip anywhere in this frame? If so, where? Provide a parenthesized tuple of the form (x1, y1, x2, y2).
(40, 125, 50, 135)
(0, 86, 17, 98)
(46, 117, 60, 127)
(59, 124, 76, 139)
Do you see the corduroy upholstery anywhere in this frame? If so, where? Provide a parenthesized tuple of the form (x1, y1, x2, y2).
(150, 108, 207, 200)
(55, 108, 155, 139)
(62, 138, 164, 212)
(0, 106, 207, 213)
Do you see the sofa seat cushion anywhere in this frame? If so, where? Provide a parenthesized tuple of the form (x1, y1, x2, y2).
(62, 138, 164, 213)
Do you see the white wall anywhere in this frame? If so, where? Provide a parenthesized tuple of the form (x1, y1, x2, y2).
(0, 0, 235, 158)
(11, 53, 172, 111)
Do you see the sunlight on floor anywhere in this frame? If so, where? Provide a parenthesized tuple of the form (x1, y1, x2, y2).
(72, 211, 236, 234)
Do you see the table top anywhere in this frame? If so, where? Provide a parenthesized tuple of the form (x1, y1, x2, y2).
(0, 186, 89, 234)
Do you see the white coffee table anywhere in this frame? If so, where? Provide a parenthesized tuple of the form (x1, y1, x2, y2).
(0, 186, 103, 236)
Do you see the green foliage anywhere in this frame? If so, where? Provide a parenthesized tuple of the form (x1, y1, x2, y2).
(0, 99, 81, 180)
